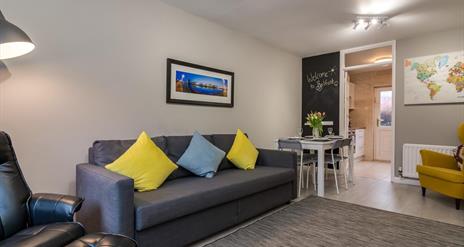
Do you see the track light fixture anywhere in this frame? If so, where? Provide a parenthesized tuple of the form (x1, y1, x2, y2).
(353, 16, 388, 31)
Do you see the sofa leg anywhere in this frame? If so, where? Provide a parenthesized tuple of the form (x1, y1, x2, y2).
(421, 187, 426, 197)
(456, 199, 461, 210)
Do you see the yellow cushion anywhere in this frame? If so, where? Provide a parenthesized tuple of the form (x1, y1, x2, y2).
(106, 131, 178, 191)
(226, 129, 259, 170)
(417, 165, 464, 183)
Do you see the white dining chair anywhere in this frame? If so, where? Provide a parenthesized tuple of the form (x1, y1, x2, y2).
(277, 139, 313, 191)
(308, 139, 351, 194)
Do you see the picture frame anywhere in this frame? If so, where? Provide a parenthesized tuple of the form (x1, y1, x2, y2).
(403, 50, 464, 105)
(166, 58, 234, 107)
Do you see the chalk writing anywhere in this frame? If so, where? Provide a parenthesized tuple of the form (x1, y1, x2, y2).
(305, 66, 339, 92)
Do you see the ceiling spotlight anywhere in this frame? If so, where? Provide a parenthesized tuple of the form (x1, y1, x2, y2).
(353, 16, 388, 31)
(364, 22, 371, 30)
(353, 20, 361, 30)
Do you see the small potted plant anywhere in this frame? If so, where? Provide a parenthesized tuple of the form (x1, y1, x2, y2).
(305, 111, 325, 138)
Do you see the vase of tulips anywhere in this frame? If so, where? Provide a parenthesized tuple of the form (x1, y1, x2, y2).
(305, 111, 325, 138)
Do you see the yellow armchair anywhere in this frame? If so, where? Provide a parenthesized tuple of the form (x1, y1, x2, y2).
(416, 122, 464, 210)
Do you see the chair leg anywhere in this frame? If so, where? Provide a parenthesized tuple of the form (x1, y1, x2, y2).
(306, 164, 310, 189)
(343, 168, 348, 189)
(299, 152, 304, 192)
(343, 158, 348, 189)
(456, 199, 461, 210)
(312, 164, 317, 191)
(421, 187, 426, 197)
(333, 164, 339, 194)
(331, 152, 339, 194)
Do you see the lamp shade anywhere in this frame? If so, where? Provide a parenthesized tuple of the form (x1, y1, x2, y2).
(0, 11, 34, 59)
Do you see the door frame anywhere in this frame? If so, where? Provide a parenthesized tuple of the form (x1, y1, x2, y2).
(339, 40, 396, 182)
(373, 86, 393, 161)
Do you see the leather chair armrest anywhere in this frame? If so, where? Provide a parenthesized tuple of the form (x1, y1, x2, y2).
(420, 150, 458, 170)
(28, 193, 84, 226)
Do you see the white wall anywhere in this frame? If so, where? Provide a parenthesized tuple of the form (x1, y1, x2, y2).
(0, 0, 301, 194)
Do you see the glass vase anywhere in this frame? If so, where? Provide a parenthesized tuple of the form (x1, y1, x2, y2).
(312, 127, 320, 138)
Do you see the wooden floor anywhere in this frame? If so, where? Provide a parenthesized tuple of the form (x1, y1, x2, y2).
(353, 160, 391, 181)
(302, 160, 464, 226)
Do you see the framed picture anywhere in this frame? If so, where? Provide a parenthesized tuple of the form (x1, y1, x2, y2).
(404, 50, 464, 105)
(166, 58, 234, 107)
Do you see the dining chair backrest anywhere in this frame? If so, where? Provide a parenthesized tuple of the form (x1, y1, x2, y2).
(278, 139, 303, 151)
(341, 138, 352, 147)
(331, 139, 345, 150)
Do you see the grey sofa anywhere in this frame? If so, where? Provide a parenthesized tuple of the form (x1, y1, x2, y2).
(76, 134, 297, 247)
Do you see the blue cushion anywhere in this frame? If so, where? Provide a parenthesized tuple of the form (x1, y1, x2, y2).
(177, 131, 226, 178)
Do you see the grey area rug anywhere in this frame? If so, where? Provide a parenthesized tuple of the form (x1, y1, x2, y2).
(206, 197, 464, 247)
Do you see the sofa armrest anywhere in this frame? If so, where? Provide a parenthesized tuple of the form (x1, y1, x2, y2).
(76, 163, 135, 238)
(257, 149, 298, 199)
(420, 150, 458, 170)
(257, 148, 297, 169)
(28, 193, 83, 226)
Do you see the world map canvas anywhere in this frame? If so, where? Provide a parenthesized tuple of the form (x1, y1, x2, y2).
(404, 51, 464, 105)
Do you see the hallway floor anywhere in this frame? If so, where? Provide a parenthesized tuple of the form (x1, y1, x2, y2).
(353, 160, 391, 181)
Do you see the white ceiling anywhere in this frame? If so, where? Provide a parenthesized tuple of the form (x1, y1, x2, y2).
(160, 0, 464, 57)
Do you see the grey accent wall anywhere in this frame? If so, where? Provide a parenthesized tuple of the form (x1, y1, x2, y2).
(395, 28, 464, 176)
(0, 0, 301, 194)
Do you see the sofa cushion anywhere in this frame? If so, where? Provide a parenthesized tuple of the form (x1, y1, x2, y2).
(165, 135, 214, 180)
(211, 134, 236, 171)
(91, 136, 167, 167)
(105, 132, 178, 192)
(165, 135, 213, 162)
(133, 166, 294, 231)
(226, 129, 259, 170)
(177, 132, 225, 178)
(0, 222, 85, 246)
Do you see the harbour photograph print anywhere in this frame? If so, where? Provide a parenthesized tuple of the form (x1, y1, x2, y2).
(167, 58, 234, 107)
(176, 71, 228, 97)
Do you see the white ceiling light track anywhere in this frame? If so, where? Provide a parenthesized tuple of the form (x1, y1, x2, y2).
(353, 16, 389, 31)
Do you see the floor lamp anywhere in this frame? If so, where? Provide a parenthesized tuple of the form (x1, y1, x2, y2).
(0, 10, 35, 59)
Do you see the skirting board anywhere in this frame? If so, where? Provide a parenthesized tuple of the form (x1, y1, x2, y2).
(391, 176, 420, 186)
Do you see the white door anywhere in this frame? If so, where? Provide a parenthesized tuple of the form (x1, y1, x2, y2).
(374, 87, 392, 161)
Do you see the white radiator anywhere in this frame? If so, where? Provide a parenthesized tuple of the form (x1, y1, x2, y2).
(402, 144, 456, 179)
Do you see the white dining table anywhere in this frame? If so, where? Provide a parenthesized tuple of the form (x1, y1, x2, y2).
(277, 137, 354, 197)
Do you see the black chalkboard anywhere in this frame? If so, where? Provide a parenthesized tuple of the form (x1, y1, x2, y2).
(302, 52, 340, 136)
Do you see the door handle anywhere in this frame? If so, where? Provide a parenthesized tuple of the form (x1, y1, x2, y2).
(377, 118, 380, 127)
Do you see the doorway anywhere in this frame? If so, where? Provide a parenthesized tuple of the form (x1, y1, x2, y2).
(374, 87, 392, 161)
(340, 41, 396, 182)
